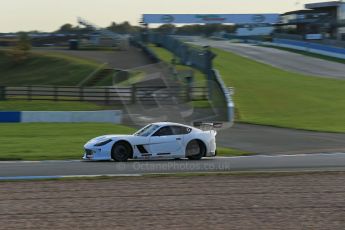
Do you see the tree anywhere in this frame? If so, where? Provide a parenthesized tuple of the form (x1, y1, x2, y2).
(156, 24, 176, 34)
(107, 21, 137, 34)
(202, 24, 222, 37)
(17, 32, 31, 51)
(7, 32, 32, 64)
(57, 23, 75, 33)
(117, 21, 133, 34)
(174, 24, 235, 36)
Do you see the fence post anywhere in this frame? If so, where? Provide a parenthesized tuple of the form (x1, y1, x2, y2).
(204, 87, 208, 100)
(185, 74, 193, 102)
(79, 87, 84, 101)
(186, 85, 192, 102)
(105, 87, 110, 105)
(0, 86, 6, 101)
(131, 85, 136, 104)
(54, 86, 58, 101)
(27, 86, 32, 101)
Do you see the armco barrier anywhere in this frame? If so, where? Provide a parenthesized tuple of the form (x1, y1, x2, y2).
(271, 38, 345, 59)
(130, 39, 161, 63)
(144, 33, 235, 123)
(211, 69, 235, 124)
(274, 33, 345, 48)
(149, 33, 211, 73)
(0, 110, 122, 123)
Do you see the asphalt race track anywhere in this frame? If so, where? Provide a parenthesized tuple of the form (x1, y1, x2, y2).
(188, 38, 345, 79)
(217, 123, 345, 154)
(1, 153, 345, 179)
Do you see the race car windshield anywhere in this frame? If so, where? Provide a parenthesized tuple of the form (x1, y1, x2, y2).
(134, 124, 160, 137)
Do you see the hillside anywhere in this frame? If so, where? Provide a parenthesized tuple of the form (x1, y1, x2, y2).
(0, 50, 100, 86)
(213, 48, 345, 133)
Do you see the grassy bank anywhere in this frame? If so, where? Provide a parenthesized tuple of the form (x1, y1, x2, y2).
(151, 42, 345, 132)
(213, 48, 345, 132)
(0, 123, 135, 160)
(0, 50, 100, 86)
(149, 44, 206, 85)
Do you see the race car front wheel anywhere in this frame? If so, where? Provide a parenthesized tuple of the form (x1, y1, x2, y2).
(186, 140, 205, 160)
(111, 142, 131, 162)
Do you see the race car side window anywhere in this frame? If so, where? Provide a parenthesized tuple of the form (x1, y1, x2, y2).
(152, 126, 174, 136)
(171, 126, 191, 135)
(134, 124, 159, 137)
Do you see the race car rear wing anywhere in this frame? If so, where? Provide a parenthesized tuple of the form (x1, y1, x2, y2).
(193, 122, 223, 131)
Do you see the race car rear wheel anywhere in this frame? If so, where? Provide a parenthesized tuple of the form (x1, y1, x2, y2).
(186, 140, 205, 160)
(111, 141, 131, 162)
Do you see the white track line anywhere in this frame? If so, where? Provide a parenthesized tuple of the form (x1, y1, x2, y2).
(0, 174, 142, 181)
(1, 153, 345, 164)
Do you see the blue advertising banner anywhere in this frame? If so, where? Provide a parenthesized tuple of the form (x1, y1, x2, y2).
(143, 14, 280, 24)
(0, 112, 21, 123)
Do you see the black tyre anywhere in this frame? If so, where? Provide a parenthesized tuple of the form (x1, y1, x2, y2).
(186, 140, 204, 160)
(111, 142, 131, 162)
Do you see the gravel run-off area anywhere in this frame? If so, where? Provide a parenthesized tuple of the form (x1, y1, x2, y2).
(1, 172, 345, 230)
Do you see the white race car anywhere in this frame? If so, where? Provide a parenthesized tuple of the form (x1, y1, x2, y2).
(83, 122, 218, 161)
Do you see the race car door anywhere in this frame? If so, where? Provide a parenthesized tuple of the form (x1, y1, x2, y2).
(149, 126, 183, 156)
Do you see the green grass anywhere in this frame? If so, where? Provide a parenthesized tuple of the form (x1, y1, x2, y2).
(217, 147, 253, 157)
(191, 100, 212, 108)
(262, 45, 345, 64)
(149, 44, 206, 85)
(148, 44, 173, 62)
(213, 48, 345, 132)
(0, 123, 135, 160)
(77, 46, 116, 51)
(0, 100, 111, 111)
(116, 71, 145, 86)
(93, 71, 118, 86)
(0, 123, 250, 161)
(0, 50, 100, 86)
(93, 74, 114, 86)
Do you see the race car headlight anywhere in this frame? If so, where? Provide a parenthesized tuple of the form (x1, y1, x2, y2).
(94, 139, 112, 146)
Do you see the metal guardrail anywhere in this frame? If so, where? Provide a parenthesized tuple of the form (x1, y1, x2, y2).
(211, 70, 235, 125)
(145, 33, 235, 123)
(0, 85, 207, 105)
(130, 39, 160, 63)
(273, 33, 305, 41)
(270, 38, 345, 59)
(274, 33, 345, 48)
(149, 33, 211, 73)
